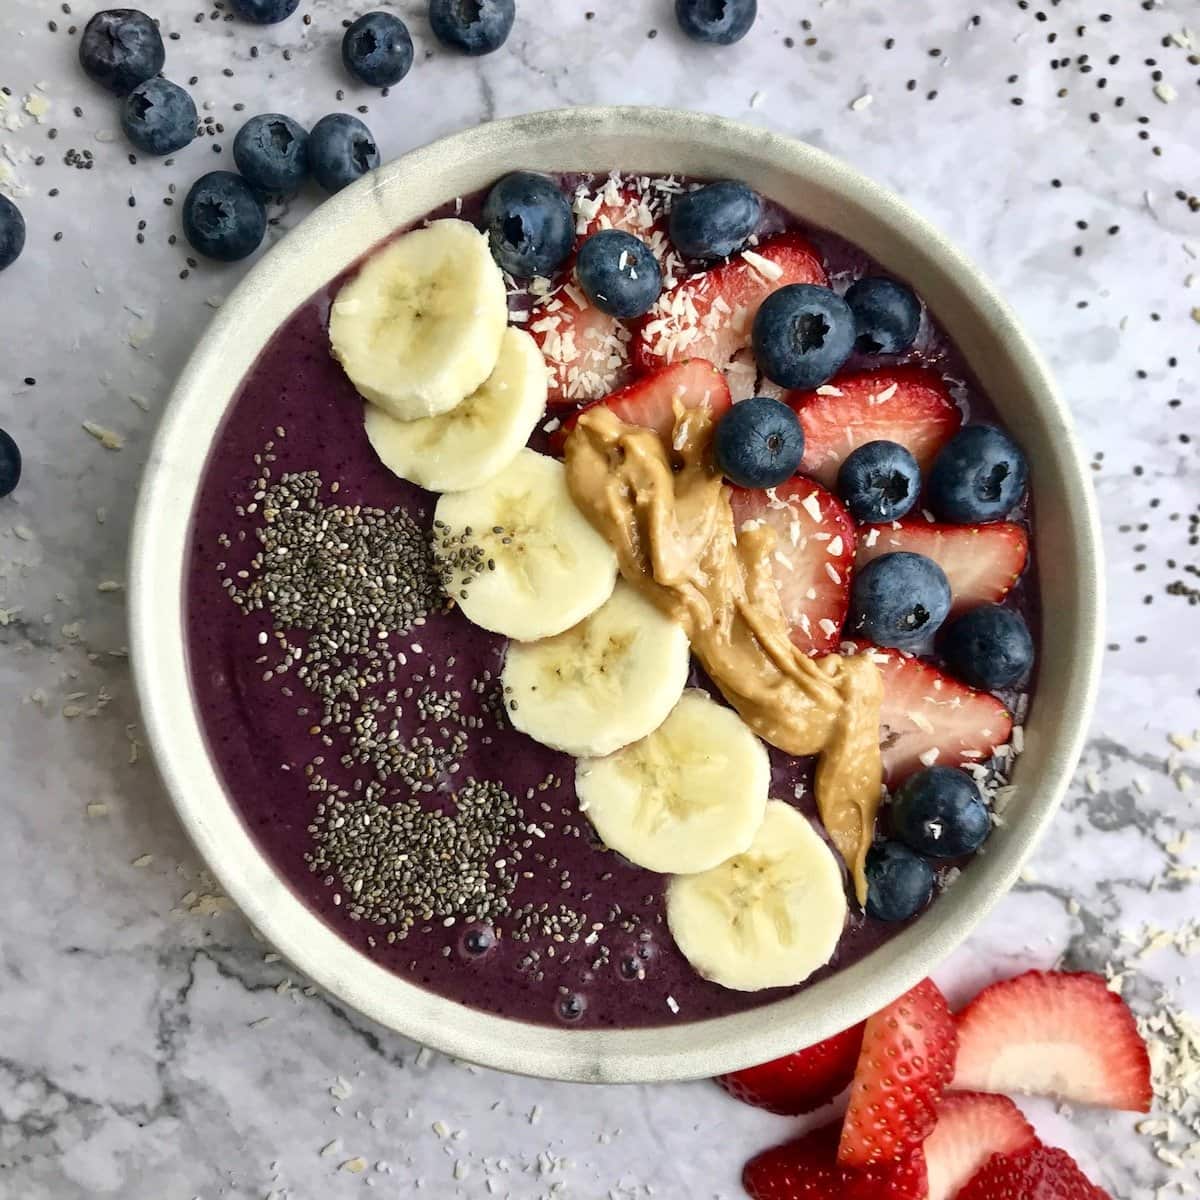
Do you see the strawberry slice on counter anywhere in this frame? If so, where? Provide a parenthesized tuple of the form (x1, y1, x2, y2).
(744, 1122, 928, 1200)
(789, 366, 963, 488)
(839, 978, 958, 1168)
(956, 1144, 1111, 1200)
(555, 358, 732, 449)
(924, 1093, 1038, 1200)
(729, 480, 856, 655)
(856, 519, 1029, 615)
(951, 970, 1153, 1113)
(715, 1022, 866, 1116)
(858, 644, 1015, 784)
(528, 282, 635, 406)
(632, 230, 827, 375)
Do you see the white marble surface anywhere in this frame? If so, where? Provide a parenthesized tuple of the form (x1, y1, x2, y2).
(1, 0, 1199, 1196)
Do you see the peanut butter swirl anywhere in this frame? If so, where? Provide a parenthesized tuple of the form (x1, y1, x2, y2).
(564, 405, 884, 903)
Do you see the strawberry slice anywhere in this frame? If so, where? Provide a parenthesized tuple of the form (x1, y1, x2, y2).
(556, 358, 732, 450)
(924, 1093, 1038, 1200)
(860, 645, 1015, 785)
(729, 480, 856, 655)
(856, 520, 1029, 615)
(715, 1023, 866, 1116)
(951, 970, 1153, 1112)
(957, 1144, 1111, 1200)
(574, 178, 677, 269)
(789, 367, 963, 488)
(744, 1122, 928, 1200)
(529, 283, 634, 406)
(633, 231, 827, 375)
(839, 978, 958, 1168)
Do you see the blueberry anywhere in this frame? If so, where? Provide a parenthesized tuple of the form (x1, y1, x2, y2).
(928, 425, 1029, 524)
(308, 113, 380, 193)
(752, 284, 856, 390)
(121, 78, 197, 156)
(849, 551, 951, 650)
(428, 0, 515, 56)
(891, 766, 991, 859)
(668, 180, 762, 260)
(845, 277, 922, 355)
(182, 171, 267, 262)
(675, 0, 757, 45)
(940, 604, 1035, 691)
(575, 229, 662, 319)
(228, 0, 300, 23)
(0, 429, 21, 498)
(342, 12, 414, 87)
(865, 842, 935, 922)
(713, 396, 805, 489)
(482, 171, 574, 278)
(78, 9, 165, 95)
(836, 440, 921, 524)
(0, 195, 26, 272)
(233, 114, 309, 194)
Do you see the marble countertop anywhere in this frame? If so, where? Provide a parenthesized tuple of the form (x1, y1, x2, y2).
(1, 0, 1198, 1196)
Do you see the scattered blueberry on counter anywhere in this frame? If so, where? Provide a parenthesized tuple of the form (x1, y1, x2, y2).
(575, 229, 663, 319)
(850, 551, 952, 650)
(428, 0, 516, 56)
(482, 171, 574, 278)
(0, 196, 26, 271)
(121, 77, 197, 156)
(928, 425, 1029, 524)
(865, 841, 934, 922)
(308, 113, 380, 194)
(714, 396, 806, 489)
(845, 276, 922, 355)
(234, 114, 310, 195)
(182, 171, 267, 261)
(78, 8, 165, 95)
(890, 766, 992, 859)
(228, 0, 300, 24)
(668, 180, 762, 260)
(836, 439, 921, 524)
(0, 429, 21, 499)
(675, 0, 757, 45)
(941, 604, 1036, 692)
(753, 283, 856, 390)
(342, 11, 415, 88)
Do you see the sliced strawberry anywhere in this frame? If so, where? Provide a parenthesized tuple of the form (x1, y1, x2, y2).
(529, 283, 634, 406)
(951, 970, 1153, 1113)
(856, 520, 1029, 615)
(789, 367, 963, 488)
(860, 645, 1015, 785)
(715, 1023, 866, 1116)
(556, 358, 732, 451)
(744, 1122, 927, 1200)
(924, 1093, 1038, 1200)
(633, 231, 827, 375)
(957, 1144, 1111, 1200)
(839, 978, 958, 1168)
(729, 480, 856, 655)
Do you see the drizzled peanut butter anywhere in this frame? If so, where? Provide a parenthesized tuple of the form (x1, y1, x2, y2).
(564, 405, 884, 903)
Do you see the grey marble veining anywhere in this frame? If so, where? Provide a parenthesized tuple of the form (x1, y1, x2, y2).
(1, 0, 1198, 1196)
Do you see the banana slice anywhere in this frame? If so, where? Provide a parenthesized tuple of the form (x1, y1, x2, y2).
(330, 218, 508, 421)
(575, 689, 769, 875)
(502, 581, 690, 758)
(667, 799, 848, 992)
(434, 448, 617, 641)
(365, 327, 548, 493)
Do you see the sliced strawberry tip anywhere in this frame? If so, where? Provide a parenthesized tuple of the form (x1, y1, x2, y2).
(957, 1143, 1112, 1200)
(729, 480, 856, 655)
(528, 283, 635, 407)
(924, 1092, 1038, 1200)
(951, 969, 1153, 1113)
(789, 366, 963, 489)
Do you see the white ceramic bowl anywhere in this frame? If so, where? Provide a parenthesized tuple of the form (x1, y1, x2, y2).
(129, 107, 1102, 1083)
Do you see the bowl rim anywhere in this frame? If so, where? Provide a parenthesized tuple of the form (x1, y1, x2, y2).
(129, 105, 1103, 1084)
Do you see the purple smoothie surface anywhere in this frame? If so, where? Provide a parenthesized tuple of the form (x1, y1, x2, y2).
(185, 173, 1037, 1030)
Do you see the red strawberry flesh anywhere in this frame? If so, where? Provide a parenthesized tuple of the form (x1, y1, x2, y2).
(957, 1144, 1111, 1200)
(529, 284, 634, 406)
(924, 1092, 1038, 1200)
(951, 970, 1153, 1112)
